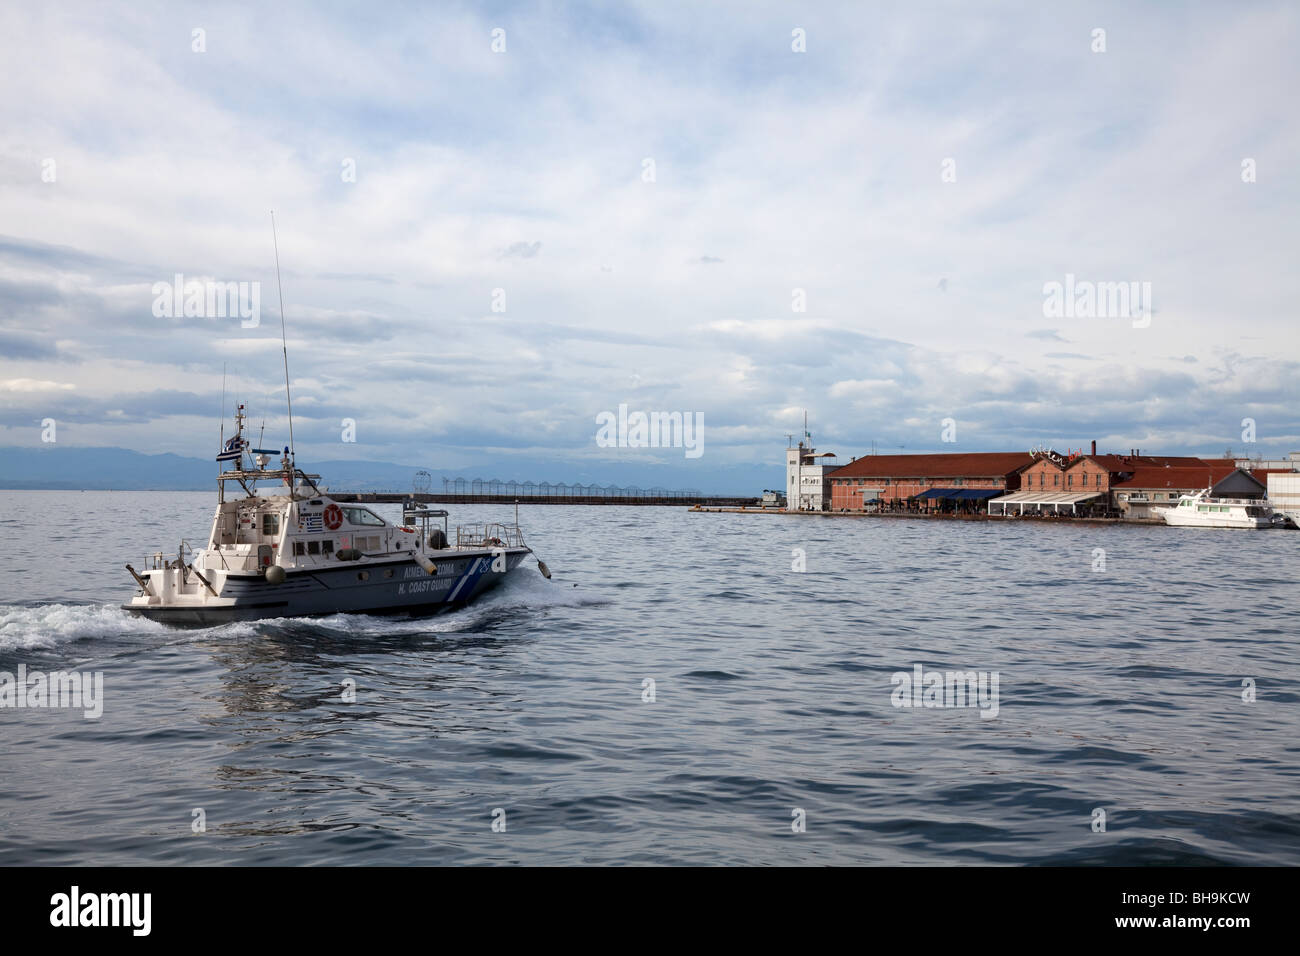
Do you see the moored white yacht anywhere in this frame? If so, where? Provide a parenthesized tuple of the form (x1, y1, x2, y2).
(122, 405, 542, 625)
(1155, 489, 1282, 529)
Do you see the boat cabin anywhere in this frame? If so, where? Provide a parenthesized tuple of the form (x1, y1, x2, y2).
(204, 493, 427, 573)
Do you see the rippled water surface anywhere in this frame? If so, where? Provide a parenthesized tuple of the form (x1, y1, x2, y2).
(1, 490, 1298, 865)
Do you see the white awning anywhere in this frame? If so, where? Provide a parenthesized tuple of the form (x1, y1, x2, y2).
(988, 491, 1101, 505)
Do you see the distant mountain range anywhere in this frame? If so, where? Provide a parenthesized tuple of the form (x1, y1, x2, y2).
(0, 445, 779, 495)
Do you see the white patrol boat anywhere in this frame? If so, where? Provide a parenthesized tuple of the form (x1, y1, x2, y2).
(122, 404, 544, 625)
(1155, 488, 1283, 529)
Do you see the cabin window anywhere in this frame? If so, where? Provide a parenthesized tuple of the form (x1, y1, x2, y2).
(322, 540, 334, 555)
(262, 513, 280, 535)
(307, 540, 320, 555)
(293, 542, 305, 556)
(343, 507, 386, 527)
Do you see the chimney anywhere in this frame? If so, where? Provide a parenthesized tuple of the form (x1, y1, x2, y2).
(1091, 439, 1096, 456)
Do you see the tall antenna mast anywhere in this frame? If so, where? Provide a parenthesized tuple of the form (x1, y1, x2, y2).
(218, 363, 227, 481)
(219, 363, 227, 450)
(271, 210, 295, 463)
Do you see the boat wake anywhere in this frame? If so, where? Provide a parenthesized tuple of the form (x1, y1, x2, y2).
(0, 602, 169, 652)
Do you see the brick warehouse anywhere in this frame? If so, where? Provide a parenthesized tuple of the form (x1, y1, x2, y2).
(823, 445, 1275, 518)
(996, 450, 1264, 517)
(828, 452, 1035, 512)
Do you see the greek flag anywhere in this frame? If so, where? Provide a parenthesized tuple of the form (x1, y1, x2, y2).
(217, 436, 246, 462)
(300, 512, 323, 533)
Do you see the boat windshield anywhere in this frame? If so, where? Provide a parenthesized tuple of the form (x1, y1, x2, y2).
(342, 507, 386, 527)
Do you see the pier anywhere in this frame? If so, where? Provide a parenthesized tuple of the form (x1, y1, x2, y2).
(332, 491, 760, 507)
(690, 506, 1135, 525)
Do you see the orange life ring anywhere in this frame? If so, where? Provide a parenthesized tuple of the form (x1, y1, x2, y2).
(323, 503, 343, 530)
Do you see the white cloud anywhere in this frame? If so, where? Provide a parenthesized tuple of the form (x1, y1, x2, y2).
(0, 378, 75, 392)
(1, 1, 1298, 475)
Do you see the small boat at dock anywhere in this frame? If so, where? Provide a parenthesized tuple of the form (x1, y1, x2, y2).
(1154, 489, 1283, 529)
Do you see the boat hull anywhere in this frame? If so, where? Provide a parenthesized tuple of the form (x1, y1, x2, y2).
(1156, 509, 1274, 529)
(122, 548, 532, 626)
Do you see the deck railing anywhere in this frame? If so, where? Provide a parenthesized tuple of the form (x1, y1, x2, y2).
(455, 523, 528, 549)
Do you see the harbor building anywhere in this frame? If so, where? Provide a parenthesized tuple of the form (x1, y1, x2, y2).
(993, 448, 1197, 516)
(1267, 471, 1300, 527)
(786, 441, 841, 511)
(987, 446, 1267, 518)
(828, 453, 1034, 512)
(997, 449, 1113, 515)
(797, 437, 1297, 521)
(1110, 463, 1265, 520)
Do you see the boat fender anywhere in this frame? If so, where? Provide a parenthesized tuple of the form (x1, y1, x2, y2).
(336, 547, 361, 561)
(264, 564, 286, 585)
(415, 555, 437, 575)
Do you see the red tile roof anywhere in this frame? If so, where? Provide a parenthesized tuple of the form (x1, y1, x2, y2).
(1112, 462, 1245, 489)
(830, 452, 1035, 479)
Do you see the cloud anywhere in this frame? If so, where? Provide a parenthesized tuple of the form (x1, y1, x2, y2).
(0, 378, 74, 392)
(0, 2, 1297, 472)
(0, 331, 61, 361)
(501, 241, 541, 259)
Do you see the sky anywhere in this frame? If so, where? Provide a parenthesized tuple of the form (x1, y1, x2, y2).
(1, 1, 1298, 491)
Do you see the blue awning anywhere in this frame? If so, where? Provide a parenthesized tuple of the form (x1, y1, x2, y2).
(914, 488, 1001, 501)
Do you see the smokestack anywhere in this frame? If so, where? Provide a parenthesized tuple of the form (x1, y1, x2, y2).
(1091, 440, 1096, 456)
